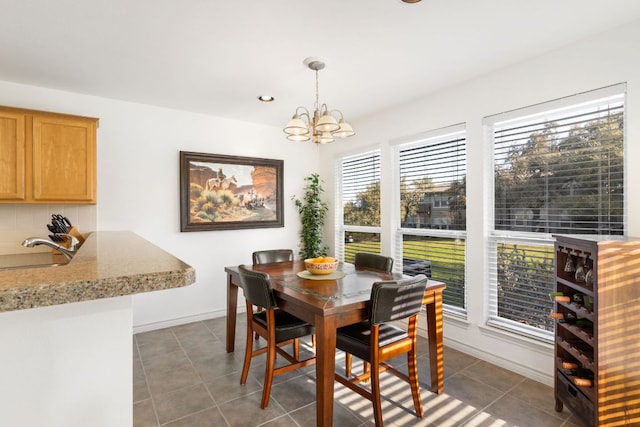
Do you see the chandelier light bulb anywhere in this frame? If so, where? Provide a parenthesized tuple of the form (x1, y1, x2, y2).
(315, 111, 340, 133)
(284, 114, 309, 135)
(334, 119, 355, 138)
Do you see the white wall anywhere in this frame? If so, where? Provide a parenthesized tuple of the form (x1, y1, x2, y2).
(318, 20, 640, 385)
(0, 81, 318, 330)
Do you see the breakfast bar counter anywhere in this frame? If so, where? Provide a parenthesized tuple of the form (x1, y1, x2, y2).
(0, 230, 195, 312)
(0, 231, 195, 427)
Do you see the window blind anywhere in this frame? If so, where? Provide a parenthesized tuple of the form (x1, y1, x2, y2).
(487, 85, 626, 339)
(335, 151, 381, 263)
(493, 92, 625, 235)
(396, 128, 467, 311)
(399, 132, 466, 230)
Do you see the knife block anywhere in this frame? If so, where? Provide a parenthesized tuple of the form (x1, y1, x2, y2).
(67, 226, 85, 245)
(51, 226, 85, 254)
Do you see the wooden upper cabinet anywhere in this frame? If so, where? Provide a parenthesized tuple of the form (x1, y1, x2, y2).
(0, 110, 26, 200)
(0, 106, 98, 204)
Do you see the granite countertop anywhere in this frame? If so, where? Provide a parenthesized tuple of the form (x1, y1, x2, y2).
(0, 231, 195, 312)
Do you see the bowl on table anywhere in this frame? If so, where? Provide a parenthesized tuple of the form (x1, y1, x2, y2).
(304, 257, 339, 275)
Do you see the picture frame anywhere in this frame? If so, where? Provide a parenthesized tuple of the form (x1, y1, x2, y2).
(179, 151, 284, 231)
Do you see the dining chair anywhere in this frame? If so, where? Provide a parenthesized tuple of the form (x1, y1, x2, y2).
(348, 252, 395, 377)
(237, 264, 316, 409)
(250, 249, 294, 340)
(252, 249, 294, 264)
(354, 252, 394, 273)
(334, 274, 428, 426)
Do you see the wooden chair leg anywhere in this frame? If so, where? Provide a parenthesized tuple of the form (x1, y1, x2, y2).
(408, 345, 424, 418)
(363, 361, 371, 383)
(261, 330, 277, 409)
(371, 361, 383, 426)
(255, 306, 262, 341)
(345, 353, 352, 377)
(293, 337, 300, 360)
(240, 303, 254, 385)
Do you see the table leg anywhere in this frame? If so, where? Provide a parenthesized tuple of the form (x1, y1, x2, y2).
(315, 314, 337, 427)
(425, 292, 444, 394)
(226, 274, 238, 353)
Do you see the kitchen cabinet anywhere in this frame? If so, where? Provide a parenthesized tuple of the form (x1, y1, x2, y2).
(0, 105, 98, 204)
(553, 235, 640, 426)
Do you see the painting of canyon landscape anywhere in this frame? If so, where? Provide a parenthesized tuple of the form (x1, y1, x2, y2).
(180, 151, 284, 231)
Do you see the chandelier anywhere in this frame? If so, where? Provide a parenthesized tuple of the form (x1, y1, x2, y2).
(283, 57, 355, 144)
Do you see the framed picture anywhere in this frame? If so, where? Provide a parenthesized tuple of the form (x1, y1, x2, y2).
(180, 151, 284, 231)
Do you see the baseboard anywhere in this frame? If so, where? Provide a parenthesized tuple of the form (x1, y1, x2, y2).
(132, 306, 244, 334)
(442, 335, 554, 386)
(414, 313, 554, 387)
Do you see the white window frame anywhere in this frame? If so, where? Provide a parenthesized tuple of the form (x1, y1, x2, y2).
(484, 83, 627, 342)
(334, 149, 382, 261)
(392, 124, 468, 316)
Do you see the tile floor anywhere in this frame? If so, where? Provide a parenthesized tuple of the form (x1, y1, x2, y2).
(133, 315, 581, 427)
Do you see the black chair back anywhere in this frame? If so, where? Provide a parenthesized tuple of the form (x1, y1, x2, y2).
(369, 274, 428, 325)
(238, 265, 278, 309)
(252, 249, 294, 264)
(354, 252, 394, 273)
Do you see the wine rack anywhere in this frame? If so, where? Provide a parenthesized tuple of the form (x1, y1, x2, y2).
(553, 235, 640, 426)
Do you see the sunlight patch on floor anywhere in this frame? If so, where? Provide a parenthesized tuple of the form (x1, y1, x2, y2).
(332, 369, 515, 426)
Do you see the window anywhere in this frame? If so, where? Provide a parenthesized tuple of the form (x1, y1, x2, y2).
(335, 150, 381, 263)
(395, 126, 467, 312)
(486, 84, 626, 340)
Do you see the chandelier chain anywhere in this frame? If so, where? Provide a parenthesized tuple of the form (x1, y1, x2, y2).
(314, 69, 320, 111)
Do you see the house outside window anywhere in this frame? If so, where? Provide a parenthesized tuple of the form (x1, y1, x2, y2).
(395, 125, 467, 313)
(485, 84, 626, 341)
(335, 150, 381, 263)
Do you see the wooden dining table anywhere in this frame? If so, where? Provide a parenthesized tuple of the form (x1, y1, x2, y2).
(224, 260, 446, 427)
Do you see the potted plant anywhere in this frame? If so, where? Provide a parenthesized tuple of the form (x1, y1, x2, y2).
(292, 173, 329, 259)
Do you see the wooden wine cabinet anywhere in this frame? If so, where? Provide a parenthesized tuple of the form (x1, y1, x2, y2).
(553, 235, 640, 426)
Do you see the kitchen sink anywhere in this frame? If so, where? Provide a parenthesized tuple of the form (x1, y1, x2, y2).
(0, 252, 70, 270)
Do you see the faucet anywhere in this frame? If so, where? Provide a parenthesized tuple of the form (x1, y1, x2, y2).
(22, 235, 81, 261)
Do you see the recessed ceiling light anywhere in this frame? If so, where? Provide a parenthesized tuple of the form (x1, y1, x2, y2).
(401, 0, 421, 3)
(258, 95, 275, 102)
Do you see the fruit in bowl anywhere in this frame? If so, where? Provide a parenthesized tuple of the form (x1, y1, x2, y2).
(304, 256, 339, 275)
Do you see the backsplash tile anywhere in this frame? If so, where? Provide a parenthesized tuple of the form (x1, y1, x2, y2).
(0, 205, 96, 255)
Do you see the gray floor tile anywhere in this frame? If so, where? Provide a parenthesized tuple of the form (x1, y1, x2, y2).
(133, 316, 576, 427)
(138, 332, 182, 361)
(143, 349, 191, 378)
(163, 407, 228, 427)
(205, 371, 264, 405)
(289, 402, 365, 427)
(270, 373, 318, 412)
(191, 352, 245, 382)
(133, 399, 158, 427)
(443, 347, 481, 378)
(153, 383, 216, 425)
(260, 414, 302, 427)
(510, 378, 570, 420)
(134, 358, 151, 402)
(460, 359, 525, 392)
(482, 394, 566, 426)
(146, 364, 202, 397)
(441, 372, 504, 419)
(217, 391, 287, 427)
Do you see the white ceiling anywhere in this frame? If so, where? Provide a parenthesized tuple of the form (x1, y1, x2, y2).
(2, 0, 640, 128)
